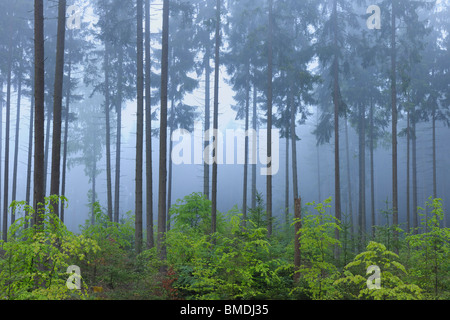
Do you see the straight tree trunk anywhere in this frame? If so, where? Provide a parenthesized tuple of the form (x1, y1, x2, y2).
(406, 110, 410, 233)
(203, 42, 211, 199)
(344, 117, 354, 235)
(242, 62, 250, 224)
(12, 58, 23, 226)
(432, 104, 436, 199)
(50, 0, 66, 218)
(34, 0, 46, 228)
(167, 98, 175, 231)
(293, 197, 302, 283)
(158, 0, 170, 271)
(0, 81, 3, 231)
(370, 99, 376, 238)
(2, 40, 12, 241)
(290, 87, 298, 201)
(211, 0, 221, 235)
(251, 83, 257, 210)
(358, 103, 366, 249)
(266, 0, 273, 237)
(332, 0, 342, 260)
(43, 107, 51, 194)
(60, 56, 71, 223)
(135, 0, 144, 254)
(114, 47, 124, 223)
(412, 116, 418, 234)
(145, 0, 154, 248)
(285, 125, 289, 225)
(26, 79, 34, 228)
(391, 0, 399, 252)
(104, 42, 113, 221)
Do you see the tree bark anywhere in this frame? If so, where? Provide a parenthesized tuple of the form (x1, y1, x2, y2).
(135, 0, 144, 254)
(26, 79, 34, 228)
(266, 0, 273, 237)
(34, 0, 46, 228)
(358, 103, 366, 249)
(104, 42, 113, 221)
(158, 0, 169, 271)
(406, 110, 410, 234)
(145, 0, 154, 248)
(203, 41, 211, 199)
(114, 47, 124, 223)
(12, 58, 23, 226)
(211, 0, 221, 235)
(243, 62, 250, 224)
(50, 0, 66, 218)
(370, 99, 376, 238)
(412, 116, 418, 234)
(251, 83, 257, 210)
(167, 98, 174, 232)
(293, 197, 302, 282)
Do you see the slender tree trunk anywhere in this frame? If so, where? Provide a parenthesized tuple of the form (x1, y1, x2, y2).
(243, 62, 250, 224)
(145, 0, 154, 249)
(344, 116, 354, 235)
(406, 110, 410, 234)
(211, 0, 221, 235)
(50, 0, 66, 218)
(204, 42, 211, 199)
(412, 116, 418, 234)
(285, 125, 289, 225)
(290, 87, 298, 201)
(104, 43, 113, 221)
(44, 107, 51, 194)
(391, 0, 399, 252)
(370, 99, 376, 238)
(12, 58, 23, 226)
(34, 0, 46, 228)
(114, 47, 124, 223)
(2, 41, 12, 241)
(158, 0, 169, 271)
(0, 81, 3, 231)
(26, 79, 34, 228)
(135, 0, 144, 254)
(358, 103, 366, 249)
(332, 0, 342, 260)
(293, 197, 302, 283)
(167, 98, 174, 232)
(266, 0, 273, 237)
(432, 104, 436, 199)
(251, 83, 257, 210)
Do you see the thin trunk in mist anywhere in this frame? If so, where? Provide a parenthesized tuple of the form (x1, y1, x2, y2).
(0, 82, 3, 232)
(432, 103, 437, 199)
(251, 83, 257, 210)
(203, 41, 211, 199)
(370, 99, 376, 238)
(61, 53, 71, 223)
(391, 0, 399, 252)
(266, 0, 273, 237)
(145, 0, 154, 249)
(50, 0, 66, 218)
(211, 0, 220, 235)
(285, 125, 289, 224)
(344, 117, 354, 234)
(12, 58, 23, 226)
(406, 110, 410, 233)
(167, 98, 174, 232)
(358, 103, 366, 248)
(2, 40, 12, 241)
(26, 79, 34, 228)
(34, 0, 45, 228)
(114, 47, 124, 223)
(290, 87, 298, 201)
(91, 150, 96, 225)
(104, 43, 113, 221)
(135, 0, 144, 254)
(242, 62, 250, 224)
(293, 197, 302, 283)
(44, 107, 50, 195)
(158, 0, 169, 271)
(332, 0, 341, 259)
(412, 116, 418, 234)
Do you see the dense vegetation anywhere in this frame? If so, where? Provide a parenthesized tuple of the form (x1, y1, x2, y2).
(0, 194, 448, 300)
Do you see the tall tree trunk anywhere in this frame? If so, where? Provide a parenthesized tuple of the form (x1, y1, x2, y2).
(285, 124, 289, 225)
(290, 87, 298, 201)
(114, 47, 124, 223)
(2, 40, 12, 241)
(251, 83, 257, 210)
(44, 107, 51, 194)
(167, 98, 174, 232)
(266, 0, 273, 237)
(104, 42, 113, 221)
(34, 0, 46, 228)
(412, 116, 418, 234)
(370, 99, 376, 238)
(91, 149, 97, 225)
(211, 0, 221, 234)
(332, 0, 342, 260)
(0, 81, 3, 231)
(358, 103, 366, 249)
(145, 0, 154, 249)
(158, 0, 169, 271)
(135, 0, 144, 254)
(243, 62, 250, 224)
(293, 197, 302, 283)
(26, 79, 34, 228)
(391, 0, 399, 252)
(344, 116, 354, 235)
(406, 110, 410, 234)
(432, 103, 436, 199)
(50, 0, 66, 218)
(203, 41, 211, 199)
(12, 58, 23, 226)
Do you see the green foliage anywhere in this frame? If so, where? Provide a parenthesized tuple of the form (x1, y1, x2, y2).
(0, 196, 100, 300)
(405, 197, 450, 299)
(332, 241, 423, 300)
(292, 197, 341, 299)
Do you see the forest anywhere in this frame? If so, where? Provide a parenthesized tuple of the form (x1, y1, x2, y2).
(0, 0, 449, 302)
